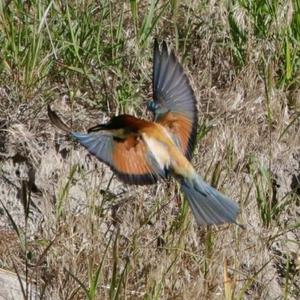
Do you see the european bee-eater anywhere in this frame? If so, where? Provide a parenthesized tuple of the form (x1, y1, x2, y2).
(48, 40, 239, 226)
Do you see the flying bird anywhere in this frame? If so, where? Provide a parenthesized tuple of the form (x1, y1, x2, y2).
(48, 40, 239, 226)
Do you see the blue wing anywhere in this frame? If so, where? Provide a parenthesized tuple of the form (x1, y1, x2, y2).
(151, 40, 198, 160)
(48, 105, 162, 185)
(72, 131, 164, 185)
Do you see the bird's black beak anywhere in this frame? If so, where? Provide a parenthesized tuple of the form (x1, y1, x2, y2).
(47, 105, 72, 132)
(87, 124, 108, 133)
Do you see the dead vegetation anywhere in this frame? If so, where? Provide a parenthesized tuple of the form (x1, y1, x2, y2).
(0, 0, 300, 299)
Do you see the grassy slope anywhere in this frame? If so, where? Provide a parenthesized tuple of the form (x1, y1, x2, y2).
(0, 0, 300, 299)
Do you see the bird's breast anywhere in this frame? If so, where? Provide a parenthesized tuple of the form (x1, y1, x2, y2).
(142, 133, 171, 171)
(141, 123, 194, 177)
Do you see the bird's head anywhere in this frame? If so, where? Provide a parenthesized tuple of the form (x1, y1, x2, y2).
(87, 115, 140, 139)
(87, 117, 121, 134)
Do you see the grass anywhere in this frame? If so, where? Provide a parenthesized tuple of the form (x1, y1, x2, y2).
(1, 0, 300, 299)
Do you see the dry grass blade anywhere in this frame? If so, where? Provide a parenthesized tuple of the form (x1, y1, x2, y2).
(224, 258, 234, 300)
(0, 198, 24, 249)
(1, 0, 300, 299)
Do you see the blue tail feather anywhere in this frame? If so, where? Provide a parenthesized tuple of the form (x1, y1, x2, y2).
(181, 175, 239, 225)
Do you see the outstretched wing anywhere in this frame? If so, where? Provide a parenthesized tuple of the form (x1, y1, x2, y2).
(152, 40, 198, 160)
(48, 106, 161, 185)
(72, 131, 161, 185)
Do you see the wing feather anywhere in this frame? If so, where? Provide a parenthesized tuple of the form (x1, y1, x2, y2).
(158, 112, 195, 157)
(48, 106, 162, 185)
(152, 40, 197, 160)
(72, 131, 161, 185)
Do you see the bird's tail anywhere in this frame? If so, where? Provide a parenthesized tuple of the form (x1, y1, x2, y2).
(180, 174, 239, 226)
